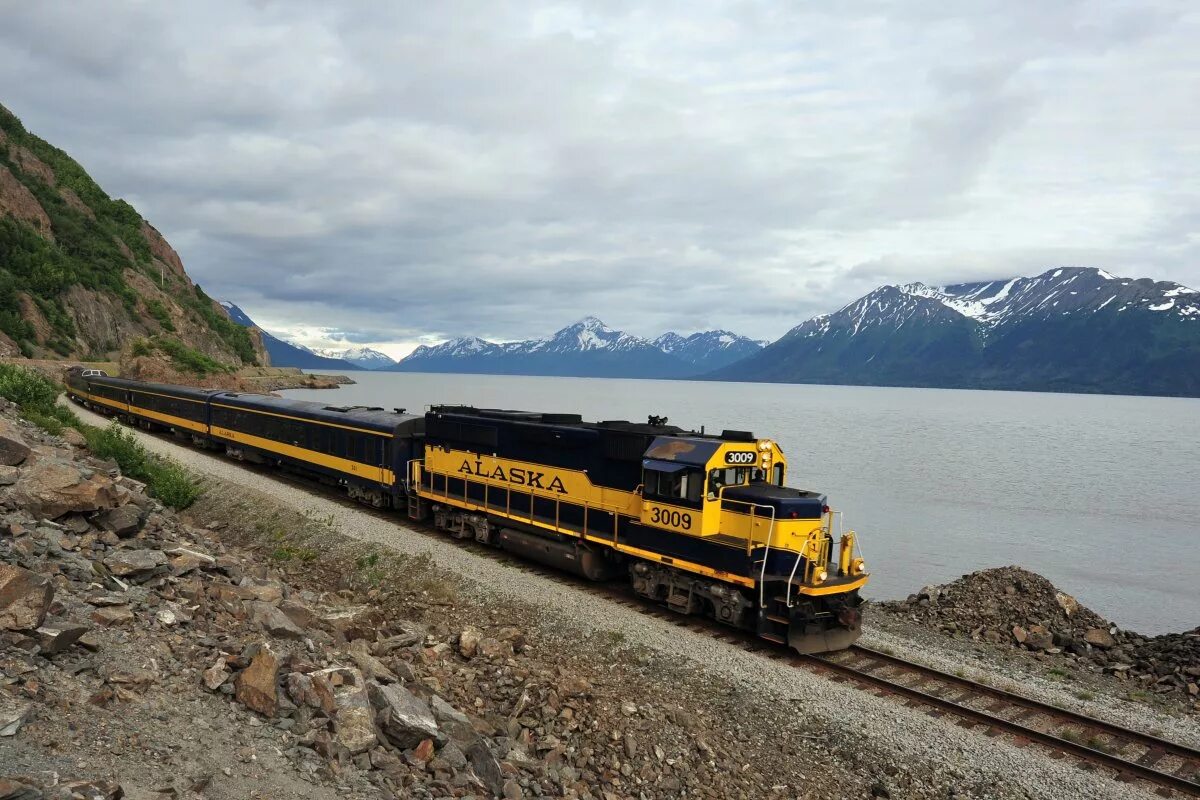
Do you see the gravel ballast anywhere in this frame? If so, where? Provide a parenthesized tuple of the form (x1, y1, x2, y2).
(69, 400, 1184, 799)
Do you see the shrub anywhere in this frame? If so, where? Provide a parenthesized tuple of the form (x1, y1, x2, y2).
(152, 336, 232, 376)
(83, 422, 200, 509)
(0, 362, 81, 433)
(145, 299, 175, 332)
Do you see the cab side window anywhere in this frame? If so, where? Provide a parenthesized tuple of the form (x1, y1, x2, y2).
(708, 467, 747, 496)
(644, 468, 703, 505)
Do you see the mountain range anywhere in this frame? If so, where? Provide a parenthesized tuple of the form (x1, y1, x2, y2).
(711, 267, 1200, 396)
(307, 345, 396, 370)
(388, 317, 763, 378)
(223, 266, 1198, 396)
(219, 302, 363, 371)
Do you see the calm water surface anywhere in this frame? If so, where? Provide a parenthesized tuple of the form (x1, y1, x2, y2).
(284, 373, 1200, 634)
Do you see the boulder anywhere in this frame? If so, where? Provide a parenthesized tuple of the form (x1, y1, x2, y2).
(0, 465, 18, 486)
(95, 504, 144, 537)
(324, 667, 377, 754)
(90, 605, 134, 627)
(203, 659, 230, 691)
(247, 601, 306, 640)
(1025, 624, 1054, 651)
(429, 693, 480, 747)
(319, 605, 378, 641)
(9, 458, 121, 519)
(1084, 628, 1116, 649)
(35, 617, 90, 655)
(1055, 591, 1080, 617)
(349, 639, 397, 683)
(0, 432, 30, 466)
(369, 681, 440, 749)
(465, 739, 505, 796)
(237, 577, 284, 603)
(61, 427, 87, 448)
(286, 671, 337, 714)
(459, 625, 483, 658)
(0, 778, 41, 799)
(0, 563, 53, 631)
(235, 645, 279, 717)
(0, 694, 32, 736)
(103, 548, 168, 580)
(478, 637, 513, 660)
(1011, 625, 1028, 644)
(167, 547, 215, 575)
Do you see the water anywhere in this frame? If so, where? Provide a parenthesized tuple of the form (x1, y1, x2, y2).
(283, 372, 1200, 634)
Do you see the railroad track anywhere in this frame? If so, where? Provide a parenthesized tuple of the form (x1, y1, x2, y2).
(803, 645, 1200, 798)
(85, 405, 1200, 798)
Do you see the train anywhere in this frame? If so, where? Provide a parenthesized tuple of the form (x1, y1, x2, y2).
(64, 370, 869, 653)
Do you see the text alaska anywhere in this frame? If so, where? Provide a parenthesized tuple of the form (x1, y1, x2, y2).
(457, 458, 568, 494)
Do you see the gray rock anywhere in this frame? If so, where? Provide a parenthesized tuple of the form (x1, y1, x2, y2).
(0, 777, 42, 799)
(248, 601, 306, 640)
(0, 432, 31, 466)
(465, 739, 505, 796)
(0, 563, 53, 631)
(35, 617, 90, 655)
(95, 504, 144, 537)
(431, 694, 477, 744)
(368, 681, 440, 749)
(103, 548, 168, 579)
(324, 668, 377, 754)
(0, 694, 32, 736)
(0, 465, 18, 485)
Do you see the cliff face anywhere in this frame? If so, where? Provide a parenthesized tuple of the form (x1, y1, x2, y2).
(0, 103, 267, 367)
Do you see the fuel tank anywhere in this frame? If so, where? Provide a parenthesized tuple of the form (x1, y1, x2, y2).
(497, 528, 617, 581)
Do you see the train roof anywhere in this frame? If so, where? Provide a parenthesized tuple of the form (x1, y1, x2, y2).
(213, 391, 422, 432)
(88, 375, 222, 400)
(428, 405, 755, 442)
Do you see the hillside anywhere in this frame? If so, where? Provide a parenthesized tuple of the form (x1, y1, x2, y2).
(710, 267, 1200, 397)
(0, 102, 263, 368)
(390, 317, 762, 378)
(220, 302, 362, 371)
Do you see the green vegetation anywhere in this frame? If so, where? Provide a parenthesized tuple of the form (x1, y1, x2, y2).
(130, 335, 233, 377)
(0, 362, 80, 434)
(0, 104, 146, 349)
(186, 284, 256, 364)
(0, 363, 201, 509)
(83, 422, 200, 509)
(145, 298, 175, 332)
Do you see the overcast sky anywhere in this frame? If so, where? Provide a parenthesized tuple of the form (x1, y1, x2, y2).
(2, 2, 1198, 357)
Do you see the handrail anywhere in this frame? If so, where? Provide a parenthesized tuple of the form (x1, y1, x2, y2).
(406, 458, 424, 492)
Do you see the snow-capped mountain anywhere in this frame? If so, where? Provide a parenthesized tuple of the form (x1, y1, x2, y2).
(219, 302, 362, 371)
(653, 330, 765, 371)
(710, 267, 1200, 397)
(391, 318, 761, 378)
(308, 346, 396, 370)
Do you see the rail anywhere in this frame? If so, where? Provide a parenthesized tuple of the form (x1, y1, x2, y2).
(807, 645, 1200, 797)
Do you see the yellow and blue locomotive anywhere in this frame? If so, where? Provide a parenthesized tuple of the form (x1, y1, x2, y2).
(65, 372, 868, 653)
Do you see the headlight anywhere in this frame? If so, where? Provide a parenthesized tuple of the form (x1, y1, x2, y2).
(758, 440, 771, 451)
(851, 558, 867, 576)
(812, 569, 828, 584)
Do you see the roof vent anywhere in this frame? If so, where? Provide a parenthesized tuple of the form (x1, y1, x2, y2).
(721, 429, 755, 442)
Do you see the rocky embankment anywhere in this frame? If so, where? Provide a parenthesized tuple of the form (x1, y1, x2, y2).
(877, 567, 1199, 709)
(0, 399, 871, 799)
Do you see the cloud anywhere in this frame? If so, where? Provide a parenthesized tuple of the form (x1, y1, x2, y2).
(1, 1, 1197, 355)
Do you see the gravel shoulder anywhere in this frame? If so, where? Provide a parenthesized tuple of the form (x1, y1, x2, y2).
(67, 401, 1187, 799)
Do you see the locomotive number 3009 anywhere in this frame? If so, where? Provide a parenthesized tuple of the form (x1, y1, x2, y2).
(725, 451, 757, 465)
(650, 507, 692, 530)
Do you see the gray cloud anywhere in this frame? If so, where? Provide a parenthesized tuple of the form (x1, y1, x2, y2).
(1, 1, 1197, 355)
